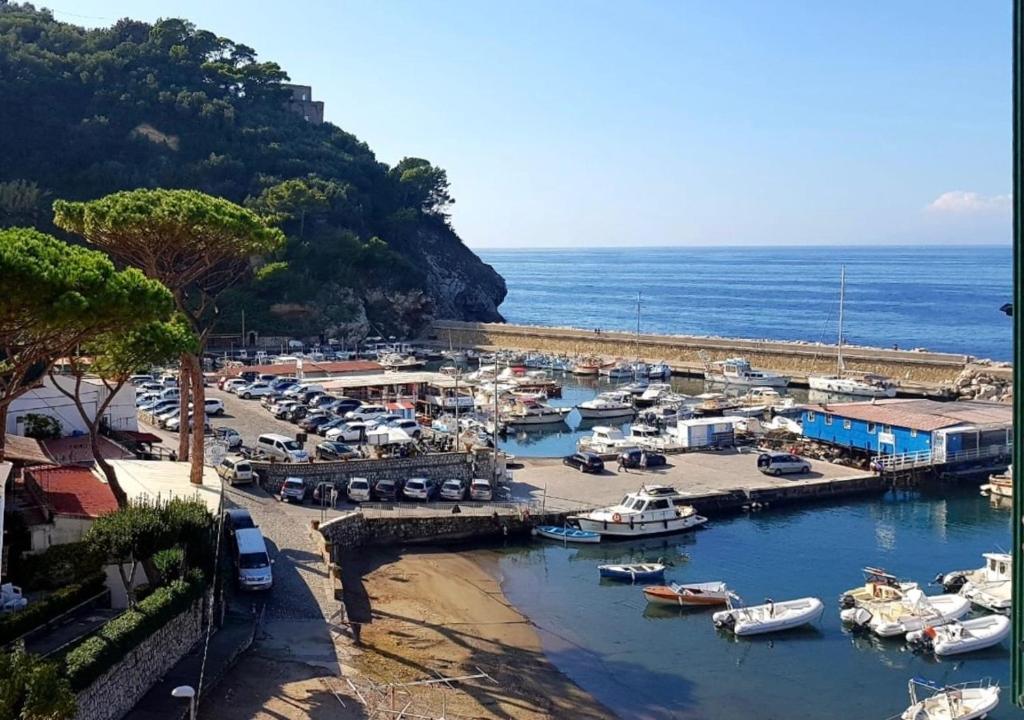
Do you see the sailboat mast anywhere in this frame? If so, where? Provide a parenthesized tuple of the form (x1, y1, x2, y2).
(636, 291, 641, 362)
(837, 266, 846, 374)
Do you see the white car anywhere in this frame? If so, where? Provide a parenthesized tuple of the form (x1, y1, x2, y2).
(756, 452, 812, 476)
(345, 404, 388, 422)
(325, 421, 369, 443)
(223, 379, 249, 394)
(347, 477, 372, 503)
(469, 479, 493, 502)
(238, 382, 274, 400)
(156, 408, 180, 427)
(200, 398, 225, 416)
(388, 418, 422, 438)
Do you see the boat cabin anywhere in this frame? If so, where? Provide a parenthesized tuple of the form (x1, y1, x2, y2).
(613, 486, 692, 521)
(981, 552, 1011, 582)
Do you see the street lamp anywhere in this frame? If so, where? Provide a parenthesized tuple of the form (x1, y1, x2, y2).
(171, 685, 196, 720)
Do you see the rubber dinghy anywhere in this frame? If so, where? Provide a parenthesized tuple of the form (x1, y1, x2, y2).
(712, 597, 824, 636)
(899, 678, 1000, 720)
(598, 563, 666, 583)
(840, 589, 970, 638)
(906, 615, 1010, 657)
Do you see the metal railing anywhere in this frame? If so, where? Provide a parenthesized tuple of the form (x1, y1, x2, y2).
(878, 443, 1012, 472)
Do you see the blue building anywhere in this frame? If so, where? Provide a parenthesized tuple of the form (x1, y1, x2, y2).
(800, 399, 1012, 462)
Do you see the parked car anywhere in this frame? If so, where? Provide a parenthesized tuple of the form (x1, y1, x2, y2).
(283, 383, 325, 398)
(129, 374, 155, 387)
(255, 433, 309, 462)
(757, 452, 811, 476)
(316, 441, 360, 460)
(333, 399, 362, 416)
(213, 427, 243, 449)
(270, 378, 299, 392)
(563, 452, 605, 473)
(298, 412, 331, 432)
(469, 478, 493, 501)
(140, 399, 177, 414)
(347, 477, 372, 503)
(223, 379, 249, 394)
(439, 478, 466, 501)
(278, 477, 307, 503)
(201, 398, 226, 416)
(239, 382, 274, 400)
(155, 407, 180, 427)
(346, 404, 388, 422)
(272, 401, 298, 419)
(325, 421, 369, 443)
(372, 478, 403, 501)
(388, 419, 422, 438)
(157, 387, 181, 401)
(261, 392, 284, 409)
(312, 480, 346, 505)
(316, 417, 346, 436)
(617, 449, 667, 469)
(217, 457, 254, 485)
(402, 477, 438, 501)
(285, 405, 308, 423)
(224, 507, 256, 546)
(234, 527, 273, 591)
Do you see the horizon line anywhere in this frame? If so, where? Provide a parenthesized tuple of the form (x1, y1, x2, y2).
(469, 242, 1012, 251)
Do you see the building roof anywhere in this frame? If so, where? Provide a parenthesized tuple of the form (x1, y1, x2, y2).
(223, 360, 381, 377)
(320, 371, 448, 391)
(808, 399, 1013, 432)
(4, 434, 54, 465)
(27, 465, 118, 519)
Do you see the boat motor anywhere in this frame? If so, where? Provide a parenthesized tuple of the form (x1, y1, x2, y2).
(936, 571, 966, 593)
(839, 606, 873, 630)
(839, 593, 857, 610)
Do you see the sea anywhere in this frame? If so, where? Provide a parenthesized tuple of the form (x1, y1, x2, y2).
(478, 245, 1013, 362)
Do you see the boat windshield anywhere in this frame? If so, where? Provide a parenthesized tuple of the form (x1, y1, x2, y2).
(631, 499, 647, 511)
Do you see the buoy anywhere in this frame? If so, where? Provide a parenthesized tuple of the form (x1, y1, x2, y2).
(612, 512, 622, 523)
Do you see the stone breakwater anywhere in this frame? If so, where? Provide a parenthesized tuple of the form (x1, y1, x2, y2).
(432, 320, 1008, 389)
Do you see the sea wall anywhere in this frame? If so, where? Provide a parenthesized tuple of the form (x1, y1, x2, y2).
(431, 320, 990, 387)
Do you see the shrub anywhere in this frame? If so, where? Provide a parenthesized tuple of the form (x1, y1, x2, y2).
(0, 573, 106, 645)
(152, 547, 184, 584)
(64, 575, 203, 690)
(0, 645, 77, 720)
(22, 413, 62, 440)
(16, 542, 105, 591)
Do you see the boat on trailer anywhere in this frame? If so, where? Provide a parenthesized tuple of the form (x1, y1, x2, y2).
(533, 525, 601, 544)
(643, 581, 730, 607)
(598, 563, 666, 583)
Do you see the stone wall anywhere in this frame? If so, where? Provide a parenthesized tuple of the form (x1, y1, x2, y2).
(432, 320, 979, 387)
(73, 599, 203, 720)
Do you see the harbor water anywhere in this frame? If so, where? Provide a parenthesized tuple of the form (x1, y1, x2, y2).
(492, 486, 1018, 719)
(480, 245, 1013, 361)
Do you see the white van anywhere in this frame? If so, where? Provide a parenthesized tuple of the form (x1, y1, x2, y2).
(234, 528, 273, 590)
(256, 433, 309, 462)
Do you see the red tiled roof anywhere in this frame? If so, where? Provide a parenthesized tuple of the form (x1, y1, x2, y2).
(809, 399, 1013, 432)
(27, 465, 118, 519)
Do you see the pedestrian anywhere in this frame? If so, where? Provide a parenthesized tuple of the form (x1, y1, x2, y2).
(617, 455, 627, 473)
(330, 485, 339, 508)
(640, 450, 648, 470)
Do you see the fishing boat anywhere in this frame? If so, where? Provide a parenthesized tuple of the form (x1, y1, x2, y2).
(571, 356, 608, 376)
(643, 581, 730, 607)
(599, 360, 634, 379)
(647, 361, 672, 379)
(703, 357, 790, 388)
(533, 525, 601, 544)
(980, 465, 1012, 499)
(937, 553, 1011, 614)
(598, 563, 666, 583)
(906, 615, 1010, 657)
(636, 383, 673, 407)
(576, 392, 636, 419)
(840, 588, 971, 637)
(898, 678, 1000, 720)
(839, 567, 919, 610)
(712, 596, 824, 636)
(570, 485, 707, 538)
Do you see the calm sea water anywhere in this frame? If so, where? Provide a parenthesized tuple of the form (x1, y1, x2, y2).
(479, 246, 1013, 361)
(494, 486, 1017, 720)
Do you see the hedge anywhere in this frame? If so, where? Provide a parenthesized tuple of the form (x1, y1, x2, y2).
(15, 542, 105, 591)
(0, 573, 107, 646)
(65, 575, 204, 691)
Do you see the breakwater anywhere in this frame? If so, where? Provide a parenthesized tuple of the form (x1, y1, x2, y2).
(431, 320, 1006, 389)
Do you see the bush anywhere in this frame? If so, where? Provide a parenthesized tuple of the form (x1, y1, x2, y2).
(15, 542, 105, 591)
(64, 575, 204, 690)
(152, 547, 184, 584)
(22, 413, 61, 440)
(0, 645, 77, 720)
(0, 573, 106, 645)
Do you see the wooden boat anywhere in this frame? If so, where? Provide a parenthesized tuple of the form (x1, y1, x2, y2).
(598, 563, 666, 583)
(712, 596, 824, 636)
(980, 465, 1012, 498)
(643, 581, 730, 607)
(533, 525, 600, 544)
(906, 615, 1010, 657)
(899, 679, 1000, 720)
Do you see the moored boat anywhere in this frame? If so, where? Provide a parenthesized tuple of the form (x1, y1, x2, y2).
(840, 588, 970, 637)
(980, 465, 1012, 499)
(898, 678, 1000, 720)
(533, 525, 601, 544)
(839, 567, 918, 610)
(704, 357, 789, 388)
(906, 615, 1010, 657)
(938, 552, 1011, 614)
(570, 485, 707, 538)
(598, 563, 666, 583)
(712, 596, 824, 636)
(576, 391, 636, 419)
(643, 581, 730, 607)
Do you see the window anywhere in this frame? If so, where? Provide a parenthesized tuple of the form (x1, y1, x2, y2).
(649, 499, 670, 510)
(867, 423, 877, 434)
(884, 425, 892, 433)
(910, 428, 918, 438)
(825, 414, 833, 426)
(843, 419, 852, 430)
(807, 411, 816, 422)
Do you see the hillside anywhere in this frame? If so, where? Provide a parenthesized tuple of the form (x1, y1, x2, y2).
(0, 3, 506, 338)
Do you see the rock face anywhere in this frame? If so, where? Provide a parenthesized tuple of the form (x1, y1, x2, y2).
(949, 367, 1012, 403)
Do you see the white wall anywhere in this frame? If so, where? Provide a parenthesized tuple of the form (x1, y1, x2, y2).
(6, 376, 137, 437)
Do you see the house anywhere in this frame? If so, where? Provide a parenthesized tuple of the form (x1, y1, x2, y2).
(800, 399, 1012, 462)
(22, 465, 118, 551)
(5, 375, 137, 437)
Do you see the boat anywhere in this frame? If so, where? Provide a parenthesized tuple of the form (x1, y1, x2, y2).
(643, 581, 730, 607)
(636, 383, 673, 407)
(980, 465, 1012, 499)
(599, 360, 634, 379)
(703, 357, 789, 388)
(624, 423, 682, 452)
(378, 352, 425, 370)
(712, 596, 824, 636)
(571, 356, 608, 376)
(502, 400, 571, 427)
(598, 563, 666, 583)
(898, 679, 1000, 720)
(577, 426, 636, 454)
(937, 553, 1011, 614)
(622, 380, 650, 396)
(647, 361, 672, 379)
(576, 392, 636, 419)
(906, 615, 1010, 657)
(839, 567, 919, 610)
(533, 525, 601, 544)
(570, 485, 707, 538)
(808, 267, 898, 398)
(840, 588, 971, 637)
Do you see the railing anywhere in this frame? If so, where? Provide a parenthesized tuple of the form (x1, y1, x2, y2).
(878, 443, 1012, 472)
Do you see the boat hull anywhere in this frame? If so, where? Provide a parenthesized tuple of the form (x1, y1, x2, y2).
(533, 526, 601, 544)
(575, 514, 707, 537)
(643, 585, 729, 607)
(599, 565, 666, 583)
(807, 375, 896, 398)
(713, 598, 824, 636)
(705, 373, 788, 388)
(575, 405, 636, 419)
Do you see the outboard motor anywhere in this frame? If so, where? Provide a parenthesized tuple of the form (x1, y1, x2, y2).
(938, 571, 966, 593)
(713, 612, 736, 629)
(839, 593, 856, 610)
(839, 606, 873, 632)
(906, 626, 937, 653)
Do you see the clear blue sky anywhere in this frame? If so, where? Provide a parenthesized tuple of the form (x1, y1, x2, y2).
(61, 1, 1010, 248)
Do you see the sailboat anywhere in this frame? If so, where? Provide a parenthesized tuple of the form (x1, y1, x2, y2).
(807, 267, 898, 398)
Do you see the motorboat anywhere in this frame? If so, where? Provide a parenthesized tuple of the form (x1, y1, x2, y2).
(712, 596, 824, 636)
(629, 361, 650, 379)
(636, 383, 673, 407)
(938, 553, 1011, 614)
(647, 361, 672, 379)
(600, 360, 634, 379)
(704, 358, 790, 388)
(840, 588, 971, 637)
(643, 581, 730, 607)
(570, 485, 707, 538)
(502, 400, 570, 427)
(906, 615, 1010, 657)
(571, 356, 607, 376)
(980, 465, 1012, 499)
(621, 380, 650, 396)
(576, 391, 636, 419)
(737, 387, 794, 411)
(625, 424, 683, 453)
(898, 679, 1000, 720)
(533, 525, 601, 544)
(577, 426, 636, 454)
(378, 352, 425, 370)
(598, 563, 666, 583)
(839, 567, 919, 610)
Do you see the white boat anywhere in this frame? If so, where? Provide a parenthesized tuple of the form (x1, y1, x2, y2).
(899, 679, 1000, 720)
(571, 356, 607, 376)
(647, 361, 672, 379)
(840, 588, 971, 637)
(938, 553, 1011, 614)
(712, 596, 824, 636)
(577, 426, 636, 454)
(636, 383, 673, 406)
(625, 424, 683, 453)
(576, 392, 635, 419)
(643, 581, 730, 607)
(839, 567, 919, 611)
(502, 400, 570, 426)
(704, 357, 789, 388)
(598, 563, 666, 582)
(570, 485, 707, 538)
(808, 267, 897, 398)
(906, 615, 1010, 656)
(378, 352, 425, 370)
(599, 360, 633, 379)
(980, 465, 1012, 499)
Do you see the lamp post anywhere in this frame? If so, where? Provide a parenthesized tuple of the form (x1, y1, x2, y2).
(171, 685, 196, 720)
(1013, 0, 1024, 706)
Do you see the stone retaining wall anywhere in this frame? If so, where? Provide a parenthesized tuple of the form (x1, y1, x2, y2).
(432, 320, 979, 386)
(73, 599, 203, 720)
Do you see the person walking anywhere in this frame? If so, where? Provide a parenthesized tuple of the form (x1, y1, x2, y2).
(617, 454, 627, 473)
(640, 450, 648, 470)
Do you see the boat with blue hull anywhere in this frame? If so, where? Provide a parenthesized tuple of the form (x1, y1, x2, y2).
(598, 563, 666, 583)
(533, 525, 601, 544)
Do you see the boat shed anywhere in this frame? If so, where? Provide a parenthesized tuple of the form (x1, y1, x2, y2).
(800, 399, 1012, 462)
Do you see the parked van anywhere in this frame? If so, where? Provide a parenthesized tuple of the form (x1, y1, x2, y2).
(217, 457, 254, 485)
(255, 433, 309, 462)
(234, 528, 273, 591)
(756, 452, 811, 476)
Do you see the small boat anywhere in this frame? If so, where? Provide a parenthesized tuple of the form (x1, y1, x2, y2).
(898, 678, 1000, 720)
(980, 465, 1012, 499)
(533, 525, 601, 544)
(599, 360, 634, 379)
(577, 425, 636, 454)
(502, 400, 571, 427)
(839, 567, 918, 610)
(636, 383, 673, 407)
(643, 581, 730, 607)
(647, 361, 672, 379)
(712, 596, 824, 636)
(704, 357, 790, 388)
(571, 485, 707, 538)
(598, 563, 666, 583)
(906, 615, 1010, 657)
(937, 553, 1011, 614)
(840, 589, 971, 637)
(576, 392, 635, 419)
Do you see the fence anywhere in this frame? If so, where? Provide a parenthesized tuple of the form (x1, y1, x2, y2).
(878, 443, 1012, 473)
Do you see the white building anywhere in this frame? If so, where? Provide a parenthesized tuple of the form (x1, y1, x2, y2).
(5, 375, 138, 437)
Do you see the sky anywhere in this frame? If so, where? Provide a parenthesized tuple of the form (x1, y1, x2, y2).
(61, 1, 1011, 249)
